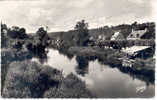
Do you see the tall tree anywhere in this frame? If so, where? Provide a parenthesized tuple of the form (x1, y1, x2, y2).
(35, 27, 48, 46)
(74, 20, 89, 46)
(36, 27, 47, 40)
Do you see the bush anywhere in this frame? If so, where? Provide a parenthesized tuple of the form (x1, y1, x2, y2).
(1, 48, 20, 91)
(44, 73, 94, 98)
(2, 60, 63, 98)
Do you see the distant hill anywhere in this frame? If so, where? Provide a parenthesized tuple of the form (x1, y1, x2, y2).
(48, 22, 155, 41)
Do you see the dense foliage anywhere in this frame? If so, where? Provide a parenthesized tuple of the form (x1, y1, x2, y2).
(74, 20, 89, 46)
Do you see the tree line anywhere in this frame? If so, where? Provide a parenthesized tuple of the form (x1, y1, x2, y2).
(1, 20, 155, 51)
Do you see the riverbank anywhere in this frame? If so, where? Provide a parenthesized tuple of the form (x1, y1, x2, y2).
(67, 46, 155, 71)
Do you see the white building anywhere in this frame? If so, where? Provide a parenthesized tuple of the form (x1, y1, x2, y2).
(110, 31, 125, 40)
(127, 28, 147, 40)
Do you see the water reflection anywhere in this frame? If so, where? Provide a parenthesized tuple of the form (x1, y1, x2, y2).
(58, 48, 74, 60)
(32, 48, 155, 98)
(75, 56, 89, 76)
(85, 61, 154, 98)
(118, 67, 154, 86)
(97, 58, 155, 85)
(32, 50, 48, 64)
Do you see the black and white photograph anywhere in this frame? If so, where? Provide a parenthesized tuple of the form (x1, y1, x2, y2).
(0, 0, 156, 98)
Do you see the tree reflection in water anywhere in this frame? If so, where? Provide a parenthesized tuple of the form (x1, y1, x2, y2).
(58, 49, 74, 60)
(97, 58, 154, 86)
(32, 49, 48, 64)
(118, 66, 155, 86)
(75, 56, 89, 76)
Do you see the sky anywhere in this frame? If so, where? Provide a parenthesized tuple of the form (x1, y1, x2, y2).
(0, 0, 156, 33)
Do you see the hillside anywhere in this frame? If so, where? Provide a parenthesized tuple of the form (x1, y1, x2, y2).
(48, 22, 155, 41)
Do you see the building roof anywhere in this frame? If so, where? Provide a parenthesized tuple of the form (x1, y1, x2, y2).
(112, 32, 119, 37)
(127, 29, 147, 39)
(111, 31, 124, 40)
(122, 46, 151, 55)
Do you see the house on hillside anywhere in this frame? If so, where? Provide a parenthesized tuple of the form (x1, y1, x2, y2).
(110, 31, 125, 40)
(127, 28, 147, 40)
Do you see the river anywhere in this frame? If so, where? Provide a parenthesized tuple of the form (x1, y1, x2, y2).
(31, 48, 155, 98)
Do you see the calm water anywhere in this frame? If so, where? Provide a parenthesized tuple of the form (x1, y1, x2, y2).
(32, 48, 155, 98)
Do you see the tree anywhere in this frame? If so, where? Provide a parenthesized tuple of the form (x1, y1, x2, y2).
(36, 27, 47, 40)
(1, 23, 8, 47)
(7, 26, 19, 38)
(7, 26, 28, 39)
(132, 21, 137, 26)
(36, 27, 51, 46)
(27, 27, 51, 55)
(75, 20, 88, 31)
(18, 28, 28, 39)
(74, 20, 89, 46)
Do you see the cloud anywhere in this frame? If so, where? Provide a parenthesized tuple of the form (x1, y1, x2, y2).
(0, 0, 155, 33)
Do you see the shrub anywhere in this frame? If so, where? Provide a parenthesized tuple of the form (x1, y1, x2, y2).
(2, 60, 62, 98)
(44, 73, 94, 98)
